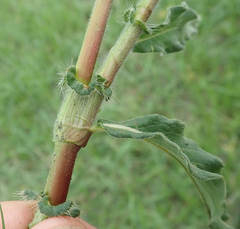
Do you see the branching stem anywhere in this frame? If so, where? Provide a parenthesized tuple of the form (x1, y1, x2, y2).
(98, 0, 159, 85)
(46, 0, 159, 206)
(31, 0, 160, 226)
(76, 0, 113, 85)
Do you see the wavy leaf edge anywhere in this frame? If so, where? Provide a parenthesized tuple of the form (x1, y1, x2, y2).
(93, 114, 234, 229)
(133, 2, 201, 54)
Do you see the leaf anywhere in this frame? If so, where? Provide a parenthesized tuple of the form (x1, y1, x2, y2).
(95, 114, 234, 229)
(66, 66, 95, 96)
(38, 196, 80, 218)
(133, 2, 200, 54)
(65, 67, 112, 101)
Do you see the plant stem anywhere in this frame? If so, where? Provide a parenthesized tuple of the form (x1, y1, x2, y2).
(41, 0, 159, 214)
(135, 0, 159, 22)
(76, 0, 113, 85)
(44, 142, 81, 206)
(98, 0, 159, 85)
(45, 89, 104, 206)
(29, 0, 160, 227)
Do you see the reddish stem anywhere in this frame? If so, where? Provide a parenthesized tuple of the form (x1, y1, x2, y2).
(46, 142, 81, 206)
(76, 0, 113, 85)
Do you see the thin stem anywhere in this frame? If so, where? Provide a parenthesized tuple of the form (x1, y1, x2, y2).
(98, 0, 159, 85)
(76, 0, 113, 85)
(45, 143, 81, 206)
(135, 0, 159, 22)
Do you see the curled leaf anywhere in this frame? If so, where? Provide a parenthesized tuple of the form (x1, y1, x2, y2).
(65, 67, 112, 101)
(66, 66, 95, 96)
(95, 114, 234, 229)
(133, 2, 200, 54)
(38, 196, 80, 218)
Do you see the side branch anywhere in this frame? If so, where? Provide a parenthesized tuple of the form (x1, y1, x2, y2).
(98, 0, 159, 85)
(76, 0, 114, 85)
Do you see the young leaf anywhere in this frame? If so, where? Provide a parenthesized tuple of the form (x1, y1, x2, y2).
(94, 115, 234, 229)
(133, 2, 200, 54)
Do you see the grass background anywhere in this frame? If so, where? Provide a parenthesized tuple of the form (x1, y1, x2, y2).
(0, 0, 239, 228)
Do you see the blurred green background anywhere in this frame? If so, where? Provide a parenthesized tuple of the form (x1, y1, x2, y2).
(0, 0, 239, 228)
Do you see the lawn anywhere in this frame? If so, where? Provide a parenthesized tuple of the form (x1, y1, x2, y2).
(0, 0, 239, 228)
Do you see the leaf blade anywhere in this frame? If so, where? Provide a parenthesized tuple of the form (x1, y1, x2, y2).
(96, 114, 234, 229)
(133, 3, 200, 54)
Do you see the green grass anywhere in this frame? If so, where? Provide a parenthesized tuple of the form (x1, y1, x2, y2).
(0, 0, 239, 228)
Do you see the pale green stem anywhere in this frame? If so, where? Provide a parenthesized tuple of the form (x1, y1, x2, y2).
(45, 89, 104, 206)
(76, 0, 114, 85)
(98, 0, 159, 85)
(29, 90, 104, 228)
(29, 0, 159, 227)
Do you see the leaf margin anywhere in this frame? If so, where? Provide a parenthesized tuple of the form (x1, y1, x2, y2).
(133, 2, 201, 54)
(93, 114, 234, 229)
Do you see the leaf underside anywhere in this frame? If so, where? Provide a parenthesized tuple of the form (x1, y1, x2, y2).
(95, 114, 234, 229)
(133, 2, 200, 54)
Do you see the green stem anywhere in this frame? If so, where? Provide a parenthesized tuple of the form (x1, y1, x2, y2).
(45, 0, 159, 207)
(98, 0, 159, 85)
(29, 0, 160, 227)
(135, 0, 159, 22)
(45, 90, 104, 206)
(44, 0, 160, 207)
(76, 0, 114, 85)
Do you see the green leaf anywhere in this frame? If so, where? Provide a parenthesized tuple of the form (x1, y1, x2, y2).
(38, 196, 80, 218)
(95, 75, 112, 101)
(66, 66, 95, 96)
(95, 114, 234, 229)
(133, 2, 200, 54)
(65, 67, 112, 101)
